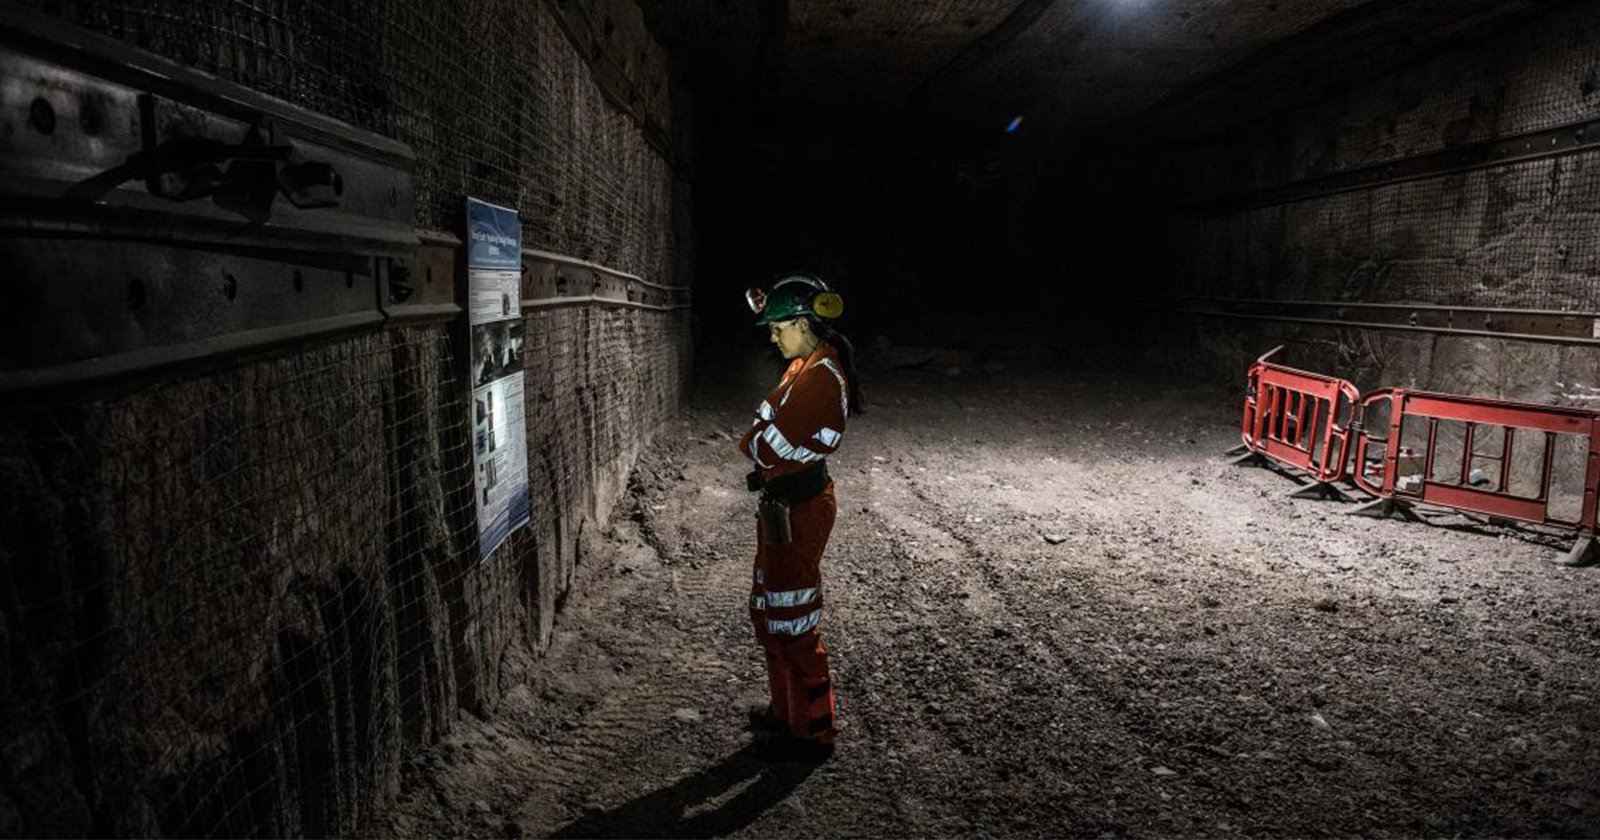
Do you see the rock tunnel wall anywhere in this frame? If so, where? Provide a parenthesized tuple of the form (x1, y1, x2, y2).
(1132, 3, 1600, 403)
(0, 0, 690, 836)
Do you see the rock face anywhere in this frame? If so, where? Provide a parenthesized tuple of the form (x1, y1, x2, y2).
(1133, 3, 1600, 405)
(0, 0, 690, 833)
(2, 308, 689, 837)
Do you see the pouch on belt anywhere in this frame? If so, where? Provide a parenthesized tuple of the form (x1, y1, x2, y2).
(747, 461, 828, 546)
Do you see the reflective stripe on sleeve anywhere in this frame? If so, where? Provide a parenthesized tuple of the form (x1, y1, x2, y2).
(813, 427, 841, 447)
(761, 425, 824, 463)
(758, 400, 774, 421)
(764, 587, 819, 608)
(766, 609, 821, 636)
(750, 595, 766, 611)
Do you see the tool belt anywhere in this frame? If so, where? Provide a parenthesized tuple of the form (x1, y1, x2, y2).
(746, 460, 829, 503)
(748, 461, 829, 547)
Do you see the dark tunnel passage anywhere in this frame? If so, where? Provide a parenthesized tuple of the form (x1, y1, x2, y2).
(3, 0, 1600, 837)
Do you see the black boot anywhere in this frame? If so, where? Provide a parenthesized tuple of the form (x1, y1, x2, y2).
(757, 734, 834, 763)
(746, 705, 784, 734)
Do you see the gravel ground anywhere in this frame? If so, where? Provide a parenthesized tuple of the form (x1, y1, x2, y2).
(382, 362, 1600, 838)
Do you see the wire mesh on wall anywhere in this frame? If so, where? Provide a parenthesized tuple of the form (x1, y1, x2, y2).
(1139, 3, 1600, 313)
(2, 0, 691, 835)
(1, 305, 691, 836)
(1169, 151, 1600, 311)
(3, 328, 471, 836)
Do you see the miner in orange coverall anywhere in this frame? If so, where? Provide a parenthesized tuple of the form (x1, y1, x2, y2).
(737, 273, 864, 763)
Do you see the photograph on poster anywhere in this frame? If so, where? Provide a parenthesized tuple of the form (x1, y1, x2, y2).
(472, 321, 525, 386)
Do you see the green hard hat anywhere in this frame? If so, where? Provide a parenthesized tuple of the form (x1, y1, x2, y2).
(745, 274, 845, 325)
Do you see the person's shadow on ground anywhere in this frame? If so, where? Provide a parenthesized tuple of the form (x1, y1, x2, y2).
(549, 741, 819, 838)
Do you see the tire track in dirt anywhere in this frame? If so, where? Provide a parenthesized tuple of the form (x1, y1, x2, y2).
(870, 394, 1600, 836)
(817, 504, 1022, 831)
(856, 385, 1494, 832)
(880, 440, 1184, 831)
(885, 445, 1409, 831)
(808, 421, 1150, 834)
(884, 453, 1244, 830)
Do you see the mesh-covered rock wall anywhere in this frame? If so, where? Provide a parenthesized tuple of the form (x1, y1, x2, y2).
(0, 0, 690, 835)
(1132, 4, 1600, 399)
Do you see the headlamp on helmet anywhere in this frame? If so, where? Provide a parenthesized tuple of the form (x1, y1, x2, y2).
(745, 273, 845, 325)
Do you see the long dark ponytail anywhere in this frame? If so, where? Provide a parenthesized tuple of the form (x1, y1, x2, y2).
(814, 320, 865, 416)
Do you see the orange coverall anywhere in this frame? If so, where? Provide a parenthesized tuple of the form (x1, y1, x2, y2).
(736, 342, 849, 744)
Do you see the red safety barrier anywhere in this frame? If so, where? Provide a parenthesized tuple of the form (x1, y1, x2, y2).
(1350, 388, 1600, 565)
(1237, 346, 1361, 495)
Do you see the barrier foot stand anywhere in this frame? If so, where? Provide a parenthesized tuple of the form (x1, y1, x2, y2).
(1346, 498, 1422, 522)
(1561, 536, 1598, 567)
(1287, 481, 1360, 503)
(1227, 450, 1267, 469)
(1223, 444, 1251, 457)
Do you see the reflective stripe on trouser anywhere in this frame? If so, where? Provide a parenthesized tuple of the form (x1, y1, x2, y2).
(749, 482, 838, 743)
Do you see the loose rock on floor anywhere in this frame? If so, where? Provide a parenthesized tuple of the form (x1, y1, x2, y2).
(384, 364, 1600, 838)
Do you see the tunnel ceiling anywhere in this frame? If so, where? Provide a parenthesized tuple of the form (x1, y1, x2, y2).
(641, 0, 1559, 140)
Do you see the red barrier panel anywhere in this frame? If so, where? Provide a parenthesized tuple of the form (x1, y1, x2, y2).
(1239, 346, 1360, 487)
(1351, 388, 1600, 565)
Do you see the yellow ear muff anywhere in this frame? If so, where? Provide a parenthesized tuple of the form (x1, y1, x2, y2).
(813, 291, 845, 319)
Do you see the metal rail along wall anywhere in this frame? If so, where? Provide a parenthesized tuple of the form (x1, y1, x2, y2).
(1351, 389, 1600, 566)
(0, 10, 438, 394)
(1239, 345, 1360, 489)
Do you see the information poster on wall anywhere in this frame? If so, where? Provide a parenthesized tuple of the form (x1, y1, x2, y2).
(467, 197, 530, 560)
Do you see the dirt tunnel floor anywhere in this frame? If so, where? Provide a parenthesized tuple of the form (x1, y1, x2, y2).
(383, 363, 1600, 838)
